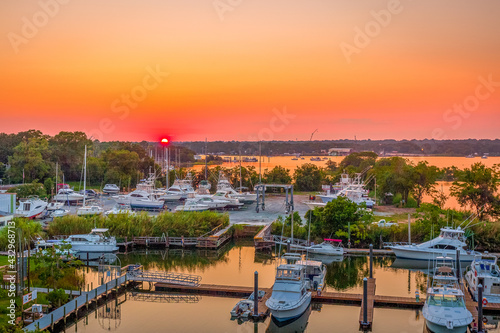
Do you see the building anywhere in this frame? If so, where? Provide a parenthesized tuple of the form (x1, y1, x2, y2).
(328, 148, 353, 156)
(0, 193, 15, 228)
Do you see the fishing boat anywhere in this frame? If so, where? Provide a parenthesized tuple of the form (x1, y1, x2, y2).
(102, 184, 120, 195)
(423, 257, 473, 333)
(216, 172, 256, 204)
(115, 190, 165, 211)
(16, 196, 48, 219)
(77, 205, 103, 216)
(266, 261, 312, 323)
(104, 204, 135, 216)
(212, 190, 244, 209)
(191, 196, 229, 209)
(230, 290, 265, 320)
(295, 259, 326, 291)
(64, 228, 119, 260)
(306, 239, 344, 256)
(387, 227, 480, 262)
(465, 253, 500, 303)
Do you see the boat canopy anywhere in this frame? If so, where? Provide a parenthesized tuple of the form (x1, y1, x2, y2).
(324, 239, 342, 242)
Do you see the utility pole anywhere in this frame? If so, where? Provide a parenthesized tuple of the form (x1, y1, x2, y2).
(205, 138, 208, 180)
(259, 142, 262, 184)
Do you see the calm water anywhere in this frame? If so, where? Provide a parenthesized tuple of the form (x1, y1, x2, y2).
(72, 242, 500, 333)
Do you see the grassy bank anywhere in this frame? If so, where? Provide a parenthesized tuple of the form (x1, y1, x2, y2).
(48, 210, 229, 238)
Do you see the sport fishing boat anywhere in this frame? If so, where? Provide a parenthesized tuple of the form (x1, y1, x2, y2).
(296, 259, 326, 292)
(16, 196, 48, 219)
(175, 199, 209, 212)
(306, 239, 344, 256)
(423, 257, 473, 333)
(266, 260, 312, 323)
(387, 227, 480, 262)
(217, 173, 256, 204)
(465, 253, 500, 303)
(64, 228, 119, 260)
(115, 190, 165, 211)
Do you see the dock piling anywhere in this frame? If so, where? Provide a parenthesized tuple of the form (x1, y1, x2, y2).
(478, 284, 483, 333)
(369, 244, 373, 279)
(362, 278, 368, 325)
(286, 240, 291, 253)
(254, 271, 259, 317)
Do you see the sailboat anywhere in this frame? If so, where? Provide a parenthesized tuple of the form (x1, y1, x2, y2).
(77, 146, 103, 216)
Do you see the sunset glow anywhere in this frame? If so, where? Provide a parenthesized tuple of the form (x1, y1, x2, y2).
(1, 0, 499, 141)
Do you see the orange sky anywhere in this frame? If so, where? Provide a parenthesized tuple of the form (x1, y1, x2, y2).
(1, 0, 499, 142)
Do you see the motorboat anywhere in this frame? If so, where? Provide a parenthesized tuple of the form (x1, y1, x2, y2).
(423, 257, 473, 333)
(77, 205, 103, 216)
(217, 173, 256, 204)
(114, 190, 165, 211)
(296, 259, 326, 291)
(50, 208, 69, 218)
(302, 201, 326, 210)
(16, 196, 48, 219)
(386, 227, 480, 262)
(46, 201, 64, 211)
(102, 184, 120, 195)
(230, 290, 265, 320)
(212, 190, 243, 209)
(266, 262, 312, 322)
(306, 239, 344, 256)
(64, 228, 119, 260)
(465, 253, 500, 303)
(105, 204, 135, 216)
(372, 219, 398, 228)
(175, 200, 209, 212)
(267, 304, 311, 332)
(53, 188, 85, 203)
(34, 237, 77, 260)
(310, 157, 322, 161)
(191, 196, 229, 210)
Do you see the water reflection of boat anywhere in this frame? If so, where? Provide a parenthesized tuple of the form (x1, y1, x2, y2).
(308, 253, 344, 265)
(266, 304, 311, 332)
(391, 258, 469, 273)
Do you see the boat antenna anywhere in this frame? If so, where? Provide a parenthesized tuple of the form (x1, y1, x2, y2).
(463, 207, 486, 230)
(458, 209, 481, 229)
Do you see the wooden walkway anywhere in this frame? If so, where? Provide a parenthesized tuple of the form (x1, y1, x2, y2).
(359, 278, 376, 329)
(24, 274, 130, 332)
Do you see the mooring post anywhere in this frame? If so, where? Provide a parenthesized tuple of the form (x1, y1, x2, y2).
(254, 271, 259, 317)
(286, 240, 291, 253)
(86, 293, 89, 310)
(456, 249, 461, 282)
(51, 313, 54, 330)
(478, 283, 483, 333)
(369, 244, 373, 279)
(63, 306, 66, 325)
(363, 277, 368, 325)
(91, 282, 93, 291)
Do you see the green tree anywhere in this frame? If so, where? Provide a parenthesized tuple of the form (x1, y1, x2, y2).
(339, 152, 378, 170)
(49, 131, 92, 181)
(293, 163, 323, 191)
(102, 149, 140, 188)
(7, 138, 51, 183)
(317, 196, 360, 236)
(372, 157, 415, 205)
(411, 161, 439, 207)
(7, 181, 47, 199)
(263, 166, 292, 184)
(450, 163, 500, 219)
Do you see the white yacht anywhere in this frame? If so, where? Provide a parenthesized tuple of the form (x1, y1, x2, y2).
(307, 239, 344, 256)
(318, 173, 375, 208)
(465, 253, 500, 303)
(387, 227, 480, 262)
(191, 196, 229, 209)
(64, 228, 119, 260)
(175, 200, 209, 212)
(212, 190, 243, 209)
(102, 184, 120, 195)
(16, 196, 48, 219)
(114, 190, 165, 211)
(266, 262, 312, 323)
(423, 257, 473, 333)
(53, 188, 86, 203)
(217, 173, 257, 204)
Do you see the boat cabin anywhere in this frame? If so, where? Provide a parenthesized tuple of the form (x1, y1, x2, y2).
(275, 264, 304, 281)
(439, 227, 466, 242)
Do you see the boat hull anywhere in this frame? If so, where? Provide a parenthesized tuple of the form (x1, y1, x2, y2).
(425, 319, 468, 333)
(390, 247, 476, 262)
(268, 294, 311, 322)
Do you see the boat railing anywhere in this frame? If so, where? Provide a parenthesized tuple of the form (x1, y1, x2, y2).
(383, 242, 410, 248)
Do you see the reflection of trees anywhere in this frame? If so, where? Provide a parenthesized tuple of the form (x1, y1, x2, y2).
(118, 242, 233, 273)
(325, 256, 369, 291)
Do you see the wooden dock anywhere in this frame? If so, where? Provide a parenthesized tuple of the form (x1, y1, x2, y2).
(359, 278, 376, 329)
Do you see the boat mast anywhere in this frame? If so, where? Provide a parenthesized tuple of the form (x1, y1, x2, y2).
(83, 145, 87, 207)
(239, 150, 242, 193)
